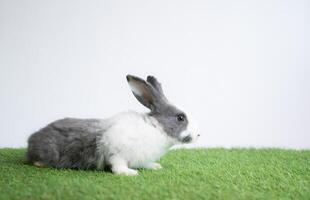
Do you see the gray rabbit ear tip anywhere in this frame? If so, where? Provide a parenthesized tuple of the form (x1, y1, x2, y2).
(126, 75, 133, 81)
(147, 75, 155, 81)
(126, 75, 146, 83)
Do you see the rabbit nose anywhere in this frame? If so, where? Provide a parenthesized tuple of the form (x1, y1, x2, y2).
(182, 135, 192, 143)
(197, 134, 200, 137)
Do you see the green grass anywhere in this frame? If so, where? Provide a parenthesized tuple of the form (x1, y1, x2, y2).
(0, 148, 309, 200)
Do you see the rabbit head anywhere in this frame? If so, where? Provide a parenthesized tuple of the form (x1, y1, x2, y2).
(126, 75, 199, 144)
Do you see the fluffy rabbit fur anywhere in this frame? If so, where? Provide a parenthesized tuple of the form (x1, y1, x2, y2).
(27, 75, 199, 175)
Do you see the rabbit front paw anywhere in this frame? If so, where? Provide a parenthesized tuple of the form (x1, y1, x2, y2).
(144, 162, 162, 170)
(112, 165, 138, 176)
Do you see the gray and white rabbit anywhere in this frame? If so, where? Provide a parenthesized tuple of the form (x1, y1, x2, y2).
(27, 75, 199, 175)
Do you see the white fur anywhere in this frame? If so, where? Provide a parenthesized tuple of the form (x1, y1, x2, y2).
(96, 111, 178, 175)
(180, 113, 199, 142)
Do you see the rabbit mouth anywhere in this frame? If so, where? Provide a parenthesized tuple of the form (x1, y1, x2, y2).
(181, 135, 192, 143)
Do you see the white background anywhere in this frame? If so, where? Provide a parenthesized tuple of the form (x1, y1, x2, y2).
(1, 0, 309, 149)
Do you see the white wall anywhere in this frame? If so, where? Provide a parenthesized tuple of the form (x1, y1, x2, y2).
(0, 0, 309, 149)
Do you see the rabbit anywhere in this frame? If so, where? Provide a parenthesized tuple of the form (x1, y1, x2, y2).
(27, 75, 199, 175)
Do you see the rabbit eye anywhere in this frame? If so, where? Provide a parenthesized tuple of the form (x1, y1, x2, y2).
(176, 114, 185, 122)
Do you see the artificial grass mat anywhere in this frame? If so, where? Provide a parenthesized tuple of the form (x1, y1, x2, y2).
(0, 148, 309, 200)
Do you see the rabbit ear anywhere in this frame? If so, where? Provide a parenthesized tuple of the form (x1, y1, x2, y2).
(126, 75, 157, 111)
(146, 75, 165, 96)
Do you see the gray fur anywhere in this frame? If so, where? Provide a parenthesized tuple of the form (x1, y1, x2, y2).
(149, 105, 188, 141)
(27, 118, 105, 169)
(146, 76, 165, 97)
